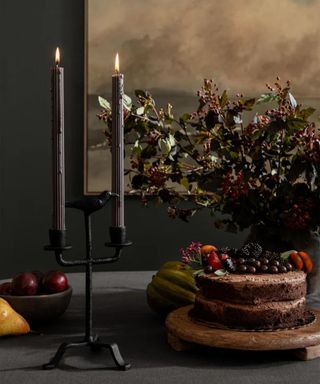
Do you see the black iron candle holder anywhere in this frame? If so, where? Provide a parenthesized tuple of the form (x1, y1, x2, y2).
(43, 194, 132, 370)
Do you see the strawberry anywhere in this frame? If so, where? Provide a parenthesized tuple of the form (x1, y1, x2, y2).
(207, 251, 223, 270)
(220, 253, 229, 261)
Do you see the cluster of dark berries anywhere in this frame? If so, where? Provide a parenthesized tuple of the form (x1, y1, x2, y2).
(233, 244, 294, 274)
(236, 256, 293, 274)
(202, 243, 297, 275)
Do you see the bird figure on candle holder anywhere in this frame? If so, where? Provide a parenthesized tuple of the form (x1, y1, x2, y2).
(65, 191, 118, 215)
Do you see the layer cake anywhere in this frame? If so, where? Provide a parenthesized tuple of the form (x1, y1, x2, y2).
(192, 271, 308, 330)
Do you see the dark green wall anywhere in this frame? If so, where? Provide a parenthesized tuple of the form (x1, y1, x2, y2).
(0, 0, 246, 279)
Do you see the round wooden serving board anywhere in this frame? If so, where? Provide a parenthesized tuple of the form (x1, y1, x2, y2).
(165, 305, 320, 360)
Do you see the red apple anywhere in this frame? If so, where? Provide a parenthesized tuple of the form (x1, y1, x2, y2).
(0, 282, 12, 295)
(12, 272, 38, 296)
(42, 271, 68, 293)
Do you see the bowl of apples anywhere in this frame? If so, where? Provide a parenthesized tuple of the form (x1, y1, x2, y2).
(0, 270, 72, 323)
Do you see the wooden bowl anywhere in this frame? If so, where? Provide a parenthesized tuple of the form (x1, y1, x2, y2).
(0, 286, 72, 323)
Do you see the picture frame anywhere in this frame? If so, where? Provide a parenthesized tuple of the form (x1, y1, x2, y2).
(84, 0, 320, 195)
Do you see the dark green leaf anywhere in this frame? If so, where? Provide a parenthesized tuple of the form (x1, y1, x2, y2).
(287, 118, 307, 132)
(179, 113, 191, 123)
(257, 93, 279, 104)
(299, 107, 316, 120)
(240, 98, 256, 111)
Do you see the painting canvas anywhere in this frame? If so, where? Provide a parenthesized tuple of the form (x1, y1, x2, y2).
(84, 0, 320, 194)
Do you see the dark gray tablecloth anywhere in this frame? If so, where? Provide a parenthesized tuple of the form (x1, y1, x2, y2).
(0, 271, 319, 384)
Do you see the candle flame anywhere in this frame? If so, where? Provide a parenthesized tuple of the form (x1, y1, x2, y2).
(55, 47, 60, 65)
(115, 53, 120, 73)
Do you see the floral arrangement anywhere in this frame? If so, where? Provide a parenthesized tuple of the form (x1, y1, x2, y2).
(98, 78, 320, 233)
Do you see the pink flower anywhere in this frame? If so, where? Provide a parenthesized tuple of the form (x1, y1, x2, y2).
(180, 242, 203, 266)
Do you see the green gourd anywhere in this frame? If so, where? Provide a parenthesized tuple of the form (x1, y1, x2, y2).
(146, 261, 198, 317)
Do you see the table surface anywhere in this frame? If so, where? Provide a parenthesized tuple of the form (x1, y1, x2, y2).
(1, 271, 320, 384)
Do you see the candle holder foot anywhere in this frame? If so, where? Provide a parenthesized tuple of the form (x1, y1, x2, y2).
(43, 338, 131, 370)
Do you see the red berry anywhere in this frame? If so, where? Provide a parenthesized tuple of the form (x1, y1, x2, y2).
(220, 253, 229, 261)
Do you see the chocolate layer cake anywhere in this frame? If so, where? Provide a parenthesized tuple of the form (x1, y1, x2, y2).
(192, 271, 309, 330)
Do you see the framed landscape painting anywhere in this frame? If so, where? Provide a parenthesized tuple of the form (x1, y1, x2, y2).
(84, 0, 320, 194)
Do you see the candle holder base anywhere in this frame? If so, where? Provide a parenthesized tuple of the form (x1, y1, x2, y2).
(43, 336, 131, 371)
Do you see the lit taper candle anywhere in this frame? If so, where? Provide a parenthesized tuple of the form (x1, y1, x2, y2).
(51, 47, 66, 232)
(111, 53, 124, 228)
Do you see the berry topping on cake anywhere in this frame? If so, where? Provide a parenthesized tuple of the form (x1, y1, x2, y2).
(180, 241, 313, 276)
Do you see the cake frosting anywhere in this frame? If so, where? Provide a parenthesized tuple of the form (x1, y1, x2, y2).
(191, 271, 309, 330)
(196, 271, 306, 304)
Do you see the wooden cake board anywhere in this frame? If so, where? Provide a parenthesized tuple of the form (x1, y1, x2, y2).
(165, 305, 320, 360)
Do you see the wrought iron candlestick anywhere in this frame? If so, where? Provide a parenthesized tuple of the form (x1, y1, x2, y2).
(43, 191, 132, 370)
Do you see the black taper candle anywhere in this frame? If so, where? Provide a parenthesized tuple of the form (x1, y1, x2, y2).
(111, 53, 124, 229)
(51, 47, 66, 233)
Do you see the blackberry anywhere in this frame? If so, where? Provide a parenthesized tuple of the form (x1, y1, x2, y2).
(248, 243, 263, 258)
(219, 246, 231, 254)
(223, 258, 236, 272)
(238, 243, 263, 259)
(262, 250, 272, 258)
(236, 247, 250, 258)
(263, 250, 279, 260)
